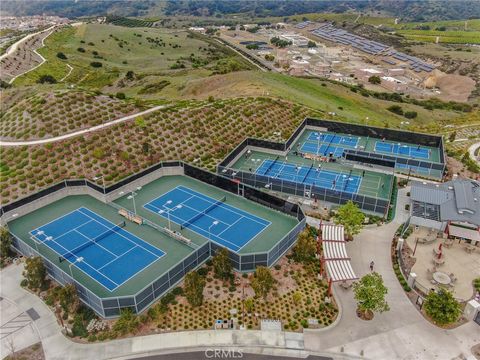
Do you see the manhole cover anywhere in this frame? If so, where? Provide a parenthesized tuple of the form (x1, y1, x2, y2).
(26, 308, 40, 321)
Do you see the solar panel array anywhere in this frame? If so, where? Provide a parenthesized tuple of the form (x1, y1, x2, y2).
(310, 23, 435, 72)
(295, 21, 315, 29)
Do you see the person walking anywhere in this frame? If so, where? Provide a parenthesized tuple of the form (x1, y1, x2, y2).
(370, 261, 375, 272)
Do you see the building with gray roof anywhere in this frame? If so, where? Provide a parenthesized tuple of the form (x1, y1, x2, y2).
(410, 178, 480, 242)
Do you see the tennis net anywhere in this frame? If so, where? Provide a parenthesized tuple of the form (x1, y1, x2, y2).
(263, 156, 279, 176)
(180, 196, 226, 230)
(59, 221, 126, 262)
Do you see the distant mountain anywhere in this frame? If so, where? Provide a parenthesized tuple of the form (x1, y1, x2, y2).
(1, 0, 479, 22)
(0, 0, 155, 18)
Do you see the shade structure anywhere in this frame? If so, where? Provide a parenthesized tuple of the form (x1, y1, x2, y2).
(325, 259, 357, 282)
(321, 223, 358, 282)
(448, 224, 480, 243)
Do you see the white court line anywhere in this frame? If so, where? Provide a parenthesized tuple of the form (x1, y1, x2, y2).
(77, 207, 163, 259)
(97, 245, 138, 271)
(216, 216, 244, 237)
(40, 229, 120, 287)
(177, 186, 270, 227)
(73, 229, 120, 259)
(145, 186, 271, 252)
(146, 195, 230, 228)
(143, 200, 244, 251)
(29, 208, 90, 237)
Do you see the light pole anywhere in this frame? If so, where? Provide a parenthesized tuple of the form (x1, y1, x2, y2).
(31, 230, 44, 254)
(162, 200, 173, 229)
(159, 202, 182, 231)
(127, 187, 142, 215)
(208, 221, 219, 240)
(68, 256, 84, 281)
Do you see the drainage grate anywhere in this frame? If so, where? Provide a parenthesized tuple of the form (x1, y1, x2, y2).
(26, 308, 40, 321)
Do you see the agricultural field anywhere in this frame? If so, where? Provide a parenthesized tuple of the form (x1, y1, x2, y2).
(395, 29, 480, 44)
(13, 23, 252, 88)
(0, 90, 141, 140)
(0, 97, 320, 203)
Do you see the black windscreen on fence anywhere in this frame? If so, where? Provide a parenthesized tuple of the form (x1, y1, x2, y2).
(305, 118, 442, 148)
(247, 138, 285, 152)
(344, 150, 396, 168)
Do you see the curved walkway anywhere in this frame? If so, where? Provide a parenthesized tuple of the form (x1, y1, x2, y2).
(304, 187, 479, 359)
(1, 188, 478, 359)
(0, 105, 166, 147)
(2, 25, 56, 84)
(469, 142, 480, 165)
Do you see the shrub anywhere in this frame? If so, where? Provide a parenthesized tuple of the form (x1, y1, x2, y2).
(424, 289, 461, 325)
(90, 61, 103, 68)
(37, 74, 57, 84)
(387, 105, 403, 115)
(404, 111, 418, 119)
(368, 76, 381, 84)
(57, 52, 67, 60)
(115, 92, 126, 100)
(77, 47, 86, 52)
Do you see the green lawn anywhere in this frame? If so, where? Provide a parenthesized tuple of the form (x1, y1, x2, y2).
(14, 23, 227, 88)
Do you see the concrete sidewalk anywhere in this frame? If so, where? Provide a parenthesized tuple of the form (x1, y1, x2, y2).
(1, 187, 478, 359)
(304, 187, 479, 359)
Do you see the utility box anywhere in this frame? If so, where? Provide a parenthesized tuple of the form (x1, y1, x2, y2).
(464, 300, 480, 322)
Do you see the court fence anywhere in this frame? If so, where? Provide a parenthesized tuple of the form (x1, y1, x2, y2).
(218, 117, 446, 181)
(217, 165, 390, 216)
(2, 161, 305, 318)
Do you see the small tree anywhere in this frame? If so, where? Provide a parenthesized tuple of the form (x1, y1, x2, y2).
(113, 308, 139, 335)
(353, 272, 389, 318)
(212, 248, 232, 280)
(37, 74, 57, 84)
(387, 105, 404, 115)
(58, 284, 79, 314)
(90, 61, 102, 68)
(424, 289, 461, 325)
(56, 52, 67, 60)
(334, 201, 365, 240)
(292, 228, 316, 264)
(251, 266, 275, 300)
(135, 116, 146, 129)
(125, 70, 135, 80)
(23, 257, 46, 290)
(307, 40, 317, 48)
(368, 75, 381, 84)
(292, 291, 302, 306)
(448, 131, 457, 142)
(404, 111, 417, 119)
(244, 298, 255, 313)
(0, 227, 13, 265)
(184, 271, 205, 307)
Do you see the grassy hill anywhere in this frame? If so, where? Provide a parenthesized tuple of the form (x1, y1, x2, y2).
(14, 23, 253, 88)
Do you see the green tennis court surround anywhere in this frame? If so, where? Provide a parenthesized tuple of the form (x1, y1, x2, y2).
(3, 164, 304, 318)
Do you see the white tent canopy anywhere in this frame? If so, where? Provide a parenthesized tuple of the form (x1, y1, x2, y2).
(321, 223, 358, 282)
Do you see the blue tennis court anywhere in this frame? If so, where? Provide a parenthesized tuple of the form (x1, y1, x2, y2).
(300, 142, 346, 157)
(306, 132, 359, 147)
(29, 207, 165, 291)
(144, 186, 271, 252)
(256, 159, 361, 194)
(301, 132, 359, 157)
(374, 141, 430, 159)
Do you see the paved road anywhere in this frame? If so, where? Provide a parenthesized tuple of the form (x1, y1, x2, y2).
(0, 105, 166, 147)
(469, 142, 480, 165)
(128, 351, 333, 360)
